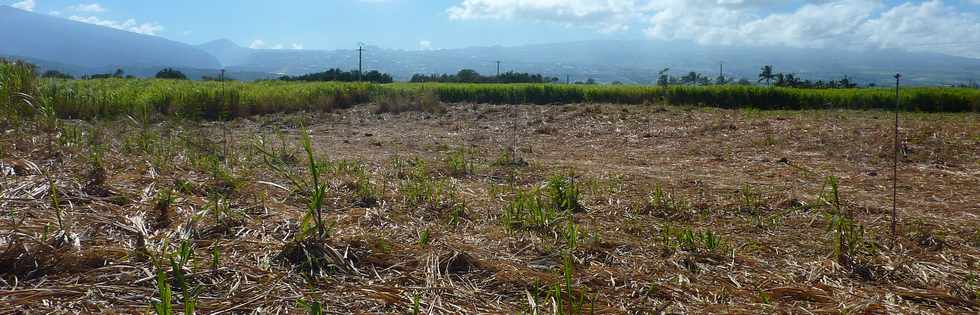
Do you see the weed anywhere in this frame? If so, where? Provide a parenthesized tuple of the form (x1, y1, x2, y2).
(492, 148, 528, 168)
(411, 293, 422, 315)
(825, 213, 865, 263)
(151, 271, 173, 315)
(818, 176, 867, 264)
(152, 240, 200, 315)
(254, 134, 305, 192)
(48, 177, 65, 232)
(206, 194, 243, 233)
(449, 201, 466, 226)
(646, 183, 691, 218)
(546, 175, 583, 213)
(758, 291, 772, 305)
(401, 174, 454, 212)
(907, 219, 946, 251)
(738, 183, 764, 213)
(819, 176, 844, 215)
(153, 188, 177, 228)
(501, 188, 560, 232)
(334, 161, 379, 207)
(661, 224, 724, 254)
(543, 252, 593, 314)
(300, 132, 328, 240)
(207, 156, 239, 195)
(738, 183, 767, 227)
(298, 300, 324, 315)
(699, 229, 722, 251)
(563, 219, 579, 250)
(445, 148, 474, 177)
(418, 228, 431, 247)
(174, 179, 194, 195)
(210, 246, 220, 271)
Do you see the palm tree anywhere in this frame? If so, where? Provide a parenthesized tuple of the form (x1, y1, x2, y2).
(758, 65, 775, 87)
(657, 68, 670, 87)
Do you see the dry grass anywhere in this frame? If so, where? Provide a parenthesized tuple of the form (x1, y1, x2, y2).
(1, 103, 978, 314)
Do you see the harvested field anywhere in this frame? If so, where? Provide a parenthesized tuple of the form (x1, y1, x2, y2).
(1, 103, 978, 314)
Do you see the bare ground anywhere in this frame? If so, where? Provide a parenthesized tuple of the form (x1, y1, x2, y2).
(1, 103, 978, 314)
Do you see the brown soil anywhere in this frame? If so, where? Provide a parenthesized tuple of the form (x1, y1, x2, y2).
(1, 103, 977, 313)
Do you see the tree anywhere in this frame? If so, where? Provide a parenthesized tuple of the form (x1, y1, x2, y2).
(456, 69, 481, 83)
(758, 65, 775, 87)
(41, 70, 74, 79)
(156, 68, 187, 80)
(681, 72, 705, 85)
(280, 68, 392, 83)
(657, 68, 670, 87)
(410, 70, 555, 84)
(715, 74, 730, 85)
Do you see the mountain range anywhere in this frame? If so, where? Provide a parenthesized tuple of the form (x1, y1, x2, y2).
(3, 5, 979, 86)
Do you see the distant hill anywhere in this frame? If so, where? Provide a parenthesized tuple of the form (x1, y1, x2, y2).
(2, 3, 978, 86)
(198, 39, 254, 68)
(0, 5, 220, 70)
(203, 40, 980, 86)
(0, 53, 276, 81)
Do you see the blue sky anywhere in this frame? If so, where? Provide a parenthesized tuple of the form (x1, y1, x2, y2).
(7, 0, 980, 58)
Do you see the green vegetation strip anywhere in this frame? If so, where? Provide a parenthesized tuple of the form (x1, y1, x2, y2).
(4, 61, 979, 122)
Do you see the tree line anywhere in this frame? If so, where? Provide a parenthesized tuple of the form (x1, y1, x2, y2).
(756, 65, 858, 88)
(410, 69, 559, 84)
(279, 68, 393, 83)
(653, 65, 862, 89)
(26, 63, 980, 89)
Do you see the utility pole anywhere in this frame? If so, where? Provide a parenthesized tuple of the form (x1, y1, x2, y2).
(892, 73, 901, 240)
(719, 62, 724, 83)
(357, 44, 365, 82)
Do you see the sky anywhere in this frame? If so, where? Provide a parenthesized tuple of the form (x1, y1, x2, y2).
(7, 0, 980, 58)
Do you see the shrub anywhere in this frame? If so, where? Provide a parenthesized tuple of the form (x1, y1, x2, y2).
(156, 68, 187, 80)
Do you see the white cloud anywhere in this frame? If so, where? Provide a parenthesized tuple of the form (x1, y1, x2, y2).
(644, 0, 880, 48)
(857, 0, 980, 58)
(642, 0, 980, 58)
(448, 0, 644, 32)
(249, 40, 303, 50)
(69, 15, 164, 35)
(68, 3, 106, 13)
(446, 0, 980, 58)
(12, 0, 35, 11)
(419, 40, 433, 50)
(49, 10, 61, 16)
(249, 39, 267, 49)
